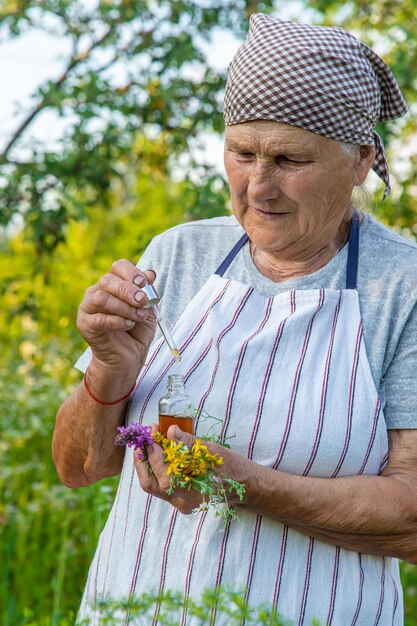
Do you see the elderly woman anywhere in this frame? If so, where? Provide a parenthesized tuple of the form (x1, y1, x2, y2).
(53, 14, 417, 625)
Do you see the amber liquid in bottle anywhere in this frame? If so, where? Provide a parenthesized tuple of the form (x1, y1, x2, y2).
(158, 414, 194, 437)
(158, 374, 194, 437)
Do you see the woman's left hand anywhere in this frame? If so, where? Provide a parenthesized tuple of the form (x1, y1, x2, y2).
(135, 424, 417, 563)
(133, 423, 251, 515)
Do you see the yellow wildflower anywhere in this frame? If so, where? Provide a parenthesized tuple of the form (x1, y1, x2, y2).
(151, 433, 223, 480)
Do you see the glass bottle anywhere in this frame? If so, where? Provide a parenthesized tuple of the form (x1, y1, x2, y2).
(158, 374, 194, 436)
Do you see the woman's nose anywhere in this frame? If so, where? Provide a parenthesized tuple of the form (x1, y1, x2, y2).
(248, 160, 280, 203)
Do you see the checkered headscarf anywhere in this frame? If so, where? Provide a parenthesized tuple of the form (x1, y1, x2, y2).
(224, 14, 408, 198)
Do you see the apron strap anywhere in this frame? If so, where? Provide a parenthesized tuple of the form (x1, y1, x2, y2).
(215, 210, 360, 288)
(345, 210, 360, 290)
(215, 232, 249, 276)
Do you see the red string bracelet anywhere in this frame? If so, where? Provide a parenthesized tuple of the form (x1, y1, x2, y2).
(83, 366, 137, 406)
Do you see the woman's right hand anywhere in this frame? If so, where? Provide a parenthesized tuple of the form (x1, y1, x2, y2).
(77, 260, 158, 371)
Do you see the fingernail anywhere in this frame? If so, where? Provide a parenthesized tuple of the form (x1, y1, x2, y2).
(133, 275, 145, 287)
(125, 319, 135, 328)
(134, 290, 144, 302)
(136, 309, 147, 319)
(174, 426, 181, 439)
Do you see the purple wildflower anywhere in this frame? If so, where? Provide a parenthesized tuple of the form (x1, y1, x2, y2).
(115, 423, 154, 460)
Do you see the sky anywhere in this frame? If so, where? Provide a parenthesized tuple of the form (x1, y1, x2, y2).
(0, 28, 72, 142)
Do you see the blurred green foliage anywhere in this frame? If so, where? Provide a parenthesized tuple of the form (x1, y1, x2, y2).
(1, 0, 416, 624)
(0, 157, 193, 624)
(0, 0, 273, 253)
(78, 587, 302, 625)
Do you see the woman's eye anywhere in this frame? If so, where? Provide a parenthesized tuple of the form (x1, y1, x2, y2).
(276, 155, 308, 165)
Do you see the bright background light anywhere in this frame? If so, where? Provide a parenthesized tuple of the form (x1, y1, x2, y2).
(0, 2, 312, 176)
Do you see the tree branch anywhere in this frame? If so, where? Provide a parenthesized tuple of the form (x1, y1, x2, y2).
(0, 26, 116, 162)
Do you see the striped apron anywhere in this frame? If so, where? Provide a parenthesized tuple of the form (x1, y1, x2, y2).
(79, 213, 402, 625)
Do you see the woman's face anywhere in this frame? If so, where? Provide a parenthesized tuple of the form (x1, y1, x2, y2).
(224, 121, 373, 262)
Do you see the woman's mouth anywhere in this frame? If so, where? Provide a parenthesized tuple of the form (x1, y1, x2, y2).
(252, 207, 290, 218)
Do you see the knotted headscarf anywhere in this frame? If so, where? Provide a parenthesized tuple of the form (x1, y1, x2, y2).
(224, 14, 408, 198)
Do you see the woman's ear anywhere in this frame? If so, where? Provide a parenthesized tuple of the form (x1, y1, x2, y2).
(353, 145, 377, 186)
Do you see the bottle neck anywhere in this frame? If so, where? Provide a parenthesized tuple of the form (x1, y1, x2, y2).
(167, 375, 186, 395)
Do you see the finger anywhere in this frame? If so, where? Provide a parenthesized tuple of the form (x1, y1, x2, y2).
(134, 427, 165, 479)
(110, 259, 156, 287)
(96, 273, 150, 310)
(134, 445, 171, 494)
(167, 426, 196, 450)
(77, 309, 138, 333)
(142, 269, 157, 285)
(134, 449, 153, 481)
(143, 423, 159, 454)
(146, 440, 171, 491)
(135, 460, 166, 497)
(82, 290, 149, 322)
(167, 426, 224, 473)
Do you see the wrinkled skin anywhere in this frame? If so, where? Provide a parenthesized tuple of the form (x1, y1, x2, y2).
(224, 121, 375, 280)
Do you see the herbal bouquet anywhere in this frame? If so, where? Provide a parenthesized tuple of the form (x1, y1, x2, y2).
(115, 422, 245, 525)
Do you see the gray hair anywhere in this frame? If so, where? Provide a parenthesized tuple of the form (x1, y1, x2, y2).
(338, 141, 371, 210)
(339, 141, 359, 157)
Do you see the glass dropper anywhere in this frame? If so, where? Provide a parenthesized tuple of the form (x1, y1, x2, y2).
(141, 282, 181, 362)
(152, 302, 181, 362)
